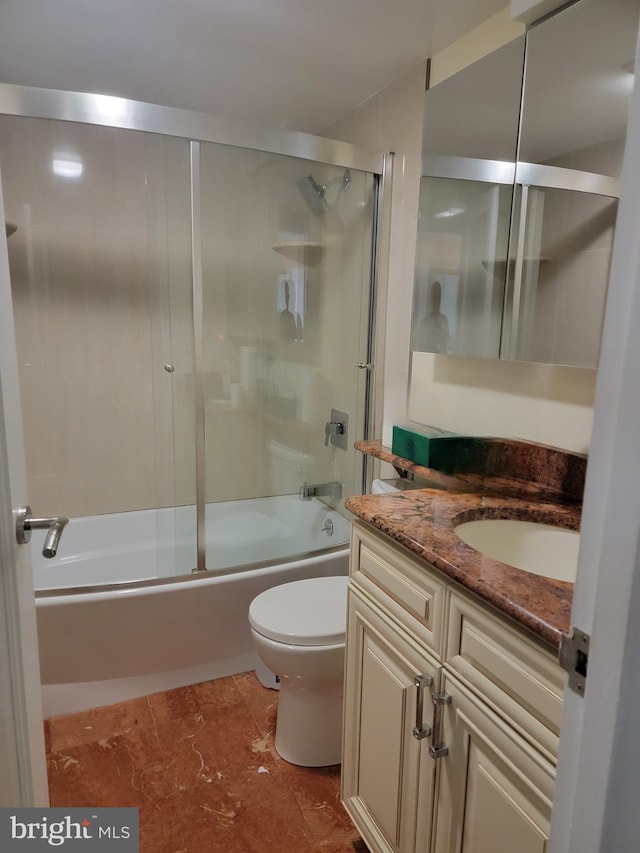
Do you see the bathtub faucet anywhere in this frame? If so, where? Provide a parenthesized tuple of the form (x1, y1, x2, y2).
(15, 505, 69, 558)
(299, 481, 342, 501)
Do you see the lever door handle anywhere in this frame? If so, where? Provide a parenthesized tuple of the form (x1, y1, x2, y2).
(15, 505, 69, 558)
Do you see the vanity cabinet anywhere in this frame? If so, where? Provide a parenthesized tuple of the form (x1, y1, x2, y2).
(432, 671, 554, 853)
(342, 522, 563, 853)
(342, 587, 440, 853)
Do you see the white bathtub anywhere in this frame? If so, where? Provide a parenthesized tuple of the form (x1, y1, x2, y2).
(33, 496, 350, 717)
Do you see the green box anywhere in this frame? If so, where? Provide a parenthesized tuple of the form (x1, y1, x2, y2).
(391, 425, 464, 472)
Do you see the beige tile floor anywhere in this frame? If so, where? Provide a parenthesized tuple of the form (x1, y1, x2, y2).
(45, 672, 367, 852)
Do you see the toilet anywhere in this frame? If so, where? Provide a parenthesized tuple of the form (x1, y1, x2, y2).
(249, 575, 348, 767)
(267, 439, 315, 494)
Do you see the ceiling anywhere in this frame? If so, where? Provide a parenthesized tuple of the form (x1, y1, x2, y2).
(0, 0, 505, 135)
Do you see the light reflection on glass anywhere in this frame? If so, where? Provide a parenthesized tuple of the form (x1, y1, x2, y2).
(52, 158, 83, 178)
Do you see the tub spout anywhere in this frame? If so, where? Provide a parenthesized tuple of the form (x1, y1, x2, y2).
(42, 518, 69, 558)
(15, 506, 69, 558)
(299, 482, 342, 501)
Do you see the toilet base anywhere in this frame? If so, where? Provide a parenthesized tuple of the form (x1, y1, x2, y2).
(254, 654, 280, 690)
(274, 680, 343, 767)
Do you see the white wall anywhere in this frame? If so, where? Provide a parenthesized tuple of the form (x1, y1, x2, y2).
(409, 353, 594, 452)
(324, 7, 598, 454)
(430, 7, 524, 86)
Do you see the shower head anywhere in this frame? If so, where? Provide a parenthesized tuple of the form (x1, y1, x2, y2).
(297, 174, 326, 217)
(297, 169, 352, 217)
(5, 222, 17, 238)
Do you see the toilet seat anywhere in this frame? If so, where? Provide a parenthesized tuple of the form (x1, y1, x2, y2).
(249, 575, 348, 646)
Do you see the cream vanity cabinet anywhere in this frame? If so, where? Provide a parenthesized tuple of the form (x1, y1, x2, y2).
(342, 522, 565, 853)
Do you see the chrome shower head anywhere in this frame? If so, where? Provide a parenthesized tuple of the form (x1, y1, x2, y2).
(297, 175, 326, 216)
(297, 169, 352, 216)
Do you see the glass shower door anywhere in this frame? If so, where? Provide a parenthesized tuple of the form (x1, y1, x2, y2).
(0, 116, 197, 586)
(198, 142, 375, 571)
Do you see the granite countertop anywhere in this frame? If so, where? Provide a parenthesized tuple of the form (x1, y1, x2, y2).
(345, 440, 583, 650)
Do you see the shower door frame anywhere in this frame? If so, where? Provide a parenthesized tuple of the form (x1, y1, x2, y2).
(0, 83, 388, 573)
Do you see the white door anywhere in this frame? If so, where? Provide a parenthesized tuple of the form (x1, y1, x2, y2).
(0, 174, 49, 806)
(549, 30, 640, 853)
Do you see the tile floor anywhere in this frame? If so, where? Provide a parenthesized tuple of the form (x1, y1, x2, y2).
(45, 673, 366, 852)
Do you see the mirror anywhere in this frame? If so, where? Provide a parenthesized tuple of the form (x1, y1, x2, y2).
(504, 0, 637, 367)
(411, 36, 525, 358)
(411, 0, 639, 368)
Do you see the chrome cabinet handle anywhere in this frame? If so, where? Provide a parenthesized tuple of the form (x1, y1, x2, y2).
(15, 505, 69, 558)
(412, 674, 434, 740)
(429, 691, 452, 759)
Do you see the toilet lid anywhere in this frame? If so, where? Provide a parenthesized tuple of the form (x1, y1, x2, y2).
(249, 576, 348, 646)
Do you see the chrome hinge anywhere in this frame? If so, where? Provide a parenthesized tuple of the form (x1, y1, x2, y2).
(559, 626, 590, 696)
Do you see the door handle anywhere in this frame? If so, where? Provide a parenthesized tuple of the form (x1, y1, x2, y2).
(15, 505, 69, 558)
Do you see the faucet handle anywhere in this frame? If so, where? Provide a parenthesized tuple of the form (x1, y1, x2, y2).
(325, 421, 344, 447)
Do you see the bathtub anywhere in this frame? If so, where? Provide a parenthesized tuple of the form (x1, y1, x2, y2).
(33, 496, 350, 717)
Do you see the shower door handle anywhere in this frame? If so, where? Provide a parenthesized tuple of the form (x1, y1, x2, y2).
(15, 505, 69, 558)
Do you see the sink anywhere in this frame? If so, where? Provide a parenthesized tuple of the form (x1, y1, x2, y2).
(454, 519, 580, 582)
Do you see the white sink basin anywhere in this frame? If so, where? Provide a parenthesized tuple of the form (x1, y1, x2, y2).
(454, 519, 580, 582)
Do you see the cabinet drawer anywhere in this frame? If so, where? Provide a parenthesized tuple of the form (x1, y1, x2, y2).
(350, 522, 446, 655)
(445, 590, 565, 762)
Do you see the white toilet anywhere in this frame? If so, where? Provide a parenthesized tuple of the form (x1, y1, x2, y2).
(249, 575, 348, 767)
(267, 439, 315, 493)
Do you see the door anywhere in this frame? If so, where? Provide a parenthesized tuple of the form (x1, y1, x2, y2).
(342, 586, 439, 853)
(0, 173, 49, 805)
(432, 673, 555, 853)
(546, 7, 640, 851)
(197, 142, 375, 570)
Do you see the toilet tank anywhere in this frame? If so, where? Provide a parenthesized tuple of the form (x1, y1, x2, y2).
(267, 440, 316, 494)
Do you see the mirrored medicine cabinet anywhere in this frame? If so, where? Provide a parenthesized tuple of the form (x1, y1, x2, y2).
(411, 0, 639, 368)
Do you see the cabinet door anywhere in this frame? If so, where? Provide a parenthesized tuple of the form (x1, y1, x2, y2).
(342, 587, 440, 853)
(432, 673, 555, 853)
